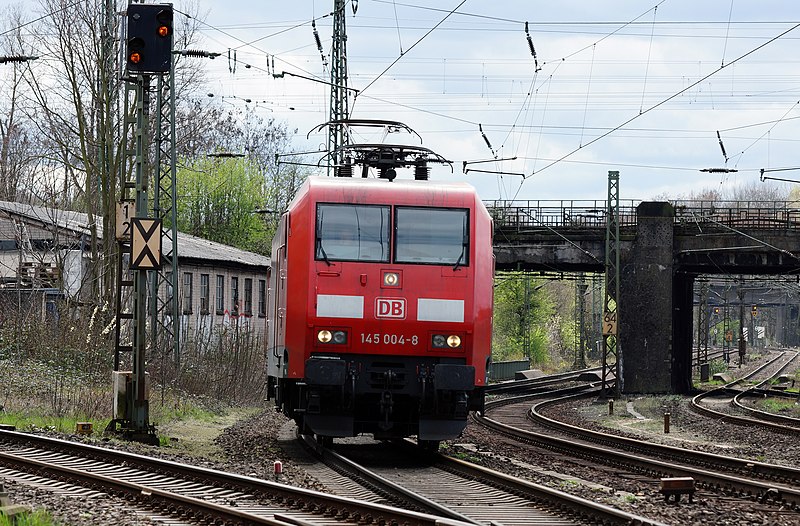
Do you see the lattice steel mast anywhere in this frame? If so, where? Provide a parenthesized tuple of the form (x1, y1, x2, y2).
(328, 0, 350, 175)
(152, 64, 180, 374)
(602, 170, 621, 397)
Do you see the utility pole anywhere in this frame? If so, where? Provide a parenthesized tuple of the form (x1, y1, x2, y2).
(328, 0, 350, 174)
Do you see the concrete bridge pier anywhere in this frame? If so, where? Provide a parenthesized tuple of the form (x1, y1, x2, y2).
(620, 202, 693, 394)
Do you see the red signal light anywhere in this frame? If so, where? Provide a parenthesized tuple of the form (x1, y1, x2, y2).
(157, 25, 170, 37)
(129, 52, 142, 64)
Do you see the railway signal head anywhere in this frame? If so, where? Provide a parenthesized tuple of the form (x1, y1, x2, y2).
(751, 305, 757, 317)
(126, 3, 173, 74)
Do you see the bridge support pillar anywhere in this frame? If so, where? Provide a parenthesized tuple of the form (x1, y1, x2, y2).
(620, 202, 691, 394)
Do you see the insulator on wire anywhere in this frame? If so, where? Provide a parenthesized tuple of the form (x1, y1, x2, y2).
(479, 124, 497, 159)
(228, 49, 236, 74)
(312, 20, 328, 68)
(181, 49, 209, 58)
(313, 21, 323, 52)
(414, 164, 430, 181)
(336, 164, 353, 178)
(716, 130, 729, 163)
(525, 21, 541, 72)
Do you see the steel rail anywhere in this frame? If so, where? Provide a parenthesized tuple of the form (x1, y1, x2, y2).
(692, 351, 800, 434)
(0, 449, 297, 525)
(305, 432, 667, 525)
(433, 451, 669, 526)
(299, 433, 480, 525)
(474, 389, 800, 507)
(730, 350, 800, 429)
(0, 428, 473, 526)
(485, 366, 602, 395)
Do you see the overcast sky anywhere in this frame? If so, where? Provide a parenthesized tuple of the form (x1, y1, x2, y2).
(16, 0, 800, 202)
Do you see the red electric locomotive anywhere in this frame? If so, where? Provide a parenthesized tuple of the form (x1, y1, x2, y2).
(266, 175, 493, 446)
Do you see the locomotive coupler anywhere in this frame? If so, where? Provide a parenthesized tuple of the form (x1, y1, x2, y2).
(379, 390, 394, 430)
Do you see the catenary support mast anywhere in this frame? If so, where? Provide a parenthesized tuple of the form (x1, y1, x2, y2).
(328, 0, 350, 175)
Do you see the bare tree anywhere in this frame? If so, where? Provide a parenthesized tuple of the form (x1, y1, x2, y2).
(15, 0, 205, 306)
(0, 5, 40, 202)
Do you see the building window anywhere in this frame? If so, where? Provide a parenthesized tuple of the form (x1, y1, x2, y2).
(258, 279, 266, 317)
(244, 278, 253, 315)
(231, 276, 239, 314)
(216, 275, 225, 314)
(182, 272, 193, 314)
(200, 274, 210, 314)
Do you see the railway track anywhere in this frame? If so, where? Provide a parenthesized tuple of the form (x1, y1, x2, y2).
(484, 367, 603, 396)
(303, 433, 665, 526)
(691, 350, 800, 433)
(474, 385, 800, 510)
(0, 428, 474, 526)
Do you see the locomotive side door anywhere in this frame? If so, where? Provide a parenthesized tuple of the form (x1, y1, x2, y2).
(267, 215, 289, 380)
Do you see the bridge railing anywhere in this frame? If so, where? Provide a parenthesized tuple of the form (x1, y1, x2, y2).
(485, 199, 800, 231)
(673, 200, 800, 230)
(484, 200, 640, 230)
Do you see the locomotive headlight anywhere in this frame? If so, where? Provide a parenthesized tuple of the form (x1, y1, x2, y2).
(432, 334, 462, 348)
(317, 329, 347, 344)
(332, 330, 347, 344)
(383, 272, 400, 287)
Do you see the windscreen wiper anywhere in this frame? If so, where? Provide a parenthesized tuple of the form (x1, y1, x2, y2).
(453, 245, 465, 271)
(317, 239, 332, 266)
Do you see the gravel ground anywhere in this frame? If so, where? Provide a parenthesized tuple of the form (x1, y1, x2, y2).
(3, 352, 800, 525)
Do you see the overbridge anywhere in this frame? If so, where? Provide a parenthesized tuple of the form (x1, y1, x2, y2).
(487, 199, 800, 394)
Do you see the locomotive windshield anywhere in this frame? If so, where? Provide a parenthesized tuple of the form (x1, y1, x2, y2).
(315, 204, 469, 266)
(316, 204, 390, 262)
(395, 207, 469, 266)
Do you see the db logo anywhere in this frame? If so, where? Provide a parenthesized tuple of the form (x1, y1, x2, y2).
(376, 298, 405, 319)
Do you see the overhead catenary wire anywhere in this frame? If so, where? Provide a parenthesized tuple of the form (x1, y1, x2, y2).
(639, 5, 658, 114)
(519, 20, 800, 181)
(355, 0, 467, 98)
(20, 1, 787, 198)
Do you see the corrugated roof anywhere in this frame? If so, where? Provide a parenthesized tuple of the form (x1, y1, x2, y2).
(0, 201, 270, 268)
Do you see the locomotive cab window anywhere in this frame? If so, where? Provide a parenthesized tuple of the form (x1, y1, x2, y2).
(395, 207, 469, 266)
(316, 204, 390, 262)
